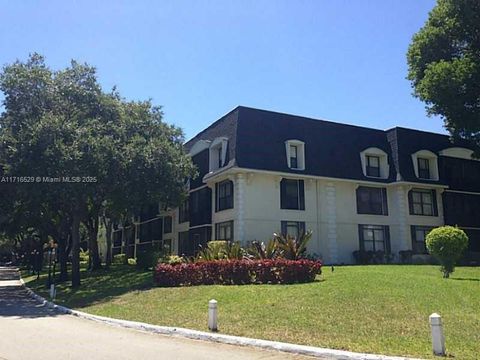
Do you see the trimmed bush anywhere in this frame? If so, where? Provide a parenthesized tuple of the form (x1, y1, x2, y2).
(159, 255, 185, 266)
(426, 226, 469, 278)
(136, 248, 162, 270)
(399, 250, 413, 264)
(154, 259, 322, 287)
(79, 249, 89, 264)
(113, 253, 126, 264)
(353, 250, 392, 264)
(127, 258, 137, 266)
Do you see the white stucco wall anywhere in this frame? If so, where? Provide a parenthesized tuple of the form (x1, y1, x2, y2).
(238, 172, 444, 264)
(170, 168, 445, 264)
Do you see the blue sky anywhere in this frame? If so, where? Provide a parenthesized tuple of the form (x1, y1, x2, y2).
(0, 0, 441, 140)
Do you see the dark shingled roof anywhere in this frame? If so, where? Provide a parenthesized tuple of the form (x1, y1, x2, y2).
(184, 108, 239, 166)
(235, 107, 396, 183)
(185, 106, 478, 186)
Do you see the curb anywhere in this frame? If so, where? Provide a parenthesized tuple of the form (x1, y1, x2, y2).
(19, 277, 422, 360)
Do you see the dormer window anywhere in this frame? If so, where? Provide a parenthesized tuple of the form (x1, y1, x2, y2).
(217, 147, 222, 168)
(418, 157, 430, 179)
(366, 155, 380, 177)
(411, 150, 438, 181)
(209, 137, 228, 172)
(285, 140, 305, 170)
(360, 148, 389, 179)
(290, 145, 298, 168)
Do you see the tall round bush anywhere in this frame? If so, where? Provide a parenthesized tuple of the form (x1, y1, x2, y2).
(426, 226, 468, 278)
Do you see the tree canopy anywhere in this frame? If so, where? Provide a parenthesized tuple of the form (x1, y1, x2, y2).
(407, 0, 480, 152)
(0, 54, 196, 286)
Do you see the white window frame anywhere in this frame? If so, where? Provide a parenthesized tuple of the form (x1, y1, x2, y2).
(360, 147, 389, 179)
(411, 150, 439, 181)
(209, 137, 228, 172)
(285, 140, 305, 170)
(216, 220, 233, 241)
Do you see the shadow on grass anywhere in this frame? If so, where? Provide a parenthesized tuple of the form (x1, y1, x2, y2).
(450, 277, 480, 282)
(24, 266, 325, 308)
(26, 265, 154, 309)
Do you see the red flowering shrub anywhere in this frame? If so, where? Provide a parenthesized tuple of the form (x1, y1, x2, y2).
(154, 259, 322, 287)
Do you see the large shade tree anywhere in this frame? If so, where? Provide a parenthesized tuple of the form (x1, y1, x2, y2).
(0, 54, 195, 286)
(407, 0, 480, 153)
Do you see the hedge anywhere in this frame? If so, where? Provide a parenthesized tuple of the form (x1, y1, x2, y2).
(154, 259, 322, 287)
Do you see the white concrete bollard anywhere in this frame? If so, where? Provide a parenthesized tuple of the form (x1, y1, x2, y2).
(429, 313, 446, 356)
(49, 284, 56, 300)
(208, 299, 218, 332)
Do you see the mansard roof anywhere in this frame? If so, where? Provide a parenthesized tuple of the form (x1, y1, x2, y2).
(185, 106, 478, 185)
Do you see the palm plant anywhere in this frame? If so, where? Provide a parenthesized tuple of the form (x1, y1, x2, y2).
(224, 241, 245, 260)
(273, 230, 312, 260)
(196, 240, 245, 261)
(247, 239, 278, 259)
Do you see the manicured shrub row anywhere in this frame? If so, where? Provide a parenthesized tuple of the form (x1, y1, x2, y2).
(154, 259, 322, 287)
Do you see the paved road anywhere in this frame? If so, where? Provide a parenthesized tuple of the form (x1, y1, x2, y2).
(0, 267, 315, 360)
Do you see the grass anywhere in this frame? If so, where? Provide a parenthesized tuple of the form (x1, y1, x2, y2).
(23, 265, 480, 359)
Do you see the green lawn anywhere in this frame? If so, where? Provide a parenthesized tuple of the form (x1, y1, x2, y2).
(23, 265, 480, 359)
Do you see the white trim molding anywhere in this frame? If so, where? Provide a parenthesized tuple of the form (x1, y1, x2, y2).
(285, 139, 305, 170)
(235, 173, 246, 244)
(325, 182, 339, 264)
(209, 137, 229, 172)
(439, 147, 475, 160)
(396, 185, 410, 251)
(189, 140, 211, 157)
(411, 150, 439, 181)
(359, 147, 390, 179)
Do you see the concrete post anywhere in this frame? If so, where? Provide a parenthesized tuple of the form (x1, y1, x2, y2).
(208, 299, 218, 331)
(429, 313, 445, 356)
(49, 284, 56, 300)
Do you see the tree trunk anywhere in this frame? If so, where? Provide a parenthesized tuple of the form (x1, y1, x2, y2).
(103, 216, 113, 268)
(71, 212, 81, 288)
(86, 216, 102, 270)
(57, 237, 69, 282)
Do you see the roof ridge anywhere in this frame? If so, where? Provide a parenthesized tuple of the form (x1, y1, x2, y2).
(237, 106, 387, 133)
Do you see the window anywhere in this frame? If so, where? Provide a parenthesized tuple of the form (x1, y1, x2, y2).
(281, 221, 305, 239)
(216, 221, 233, 241)
(191, 191, 200, 213)
(290, 145, 298, 169)
(163, 216, 172, 234)
(366, 155, 380, 177)
(411, 226, 434, 254)
(409, 189, 438, 216)
(359, 225, 390, 252)
(209, 137, 228, 172)
(356, 186, 388, 215)
(179, 199, 189, 223)
(217, 147, 222, 168)
(178, 231, 190, 256)
(418, 158, 430, 179)
(215, 180, 234, 212)
(360, 148, 389, 179)
(285, 140, 305, 170)
(280, 179, 305, 210)
(411, 150, 439, 180)
(151, 218, 163, 241)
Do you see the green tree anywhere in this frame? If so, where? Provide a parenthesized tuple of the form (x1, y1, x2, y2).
(0, 54, 195, 287)
(407, 0, 480, 152)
